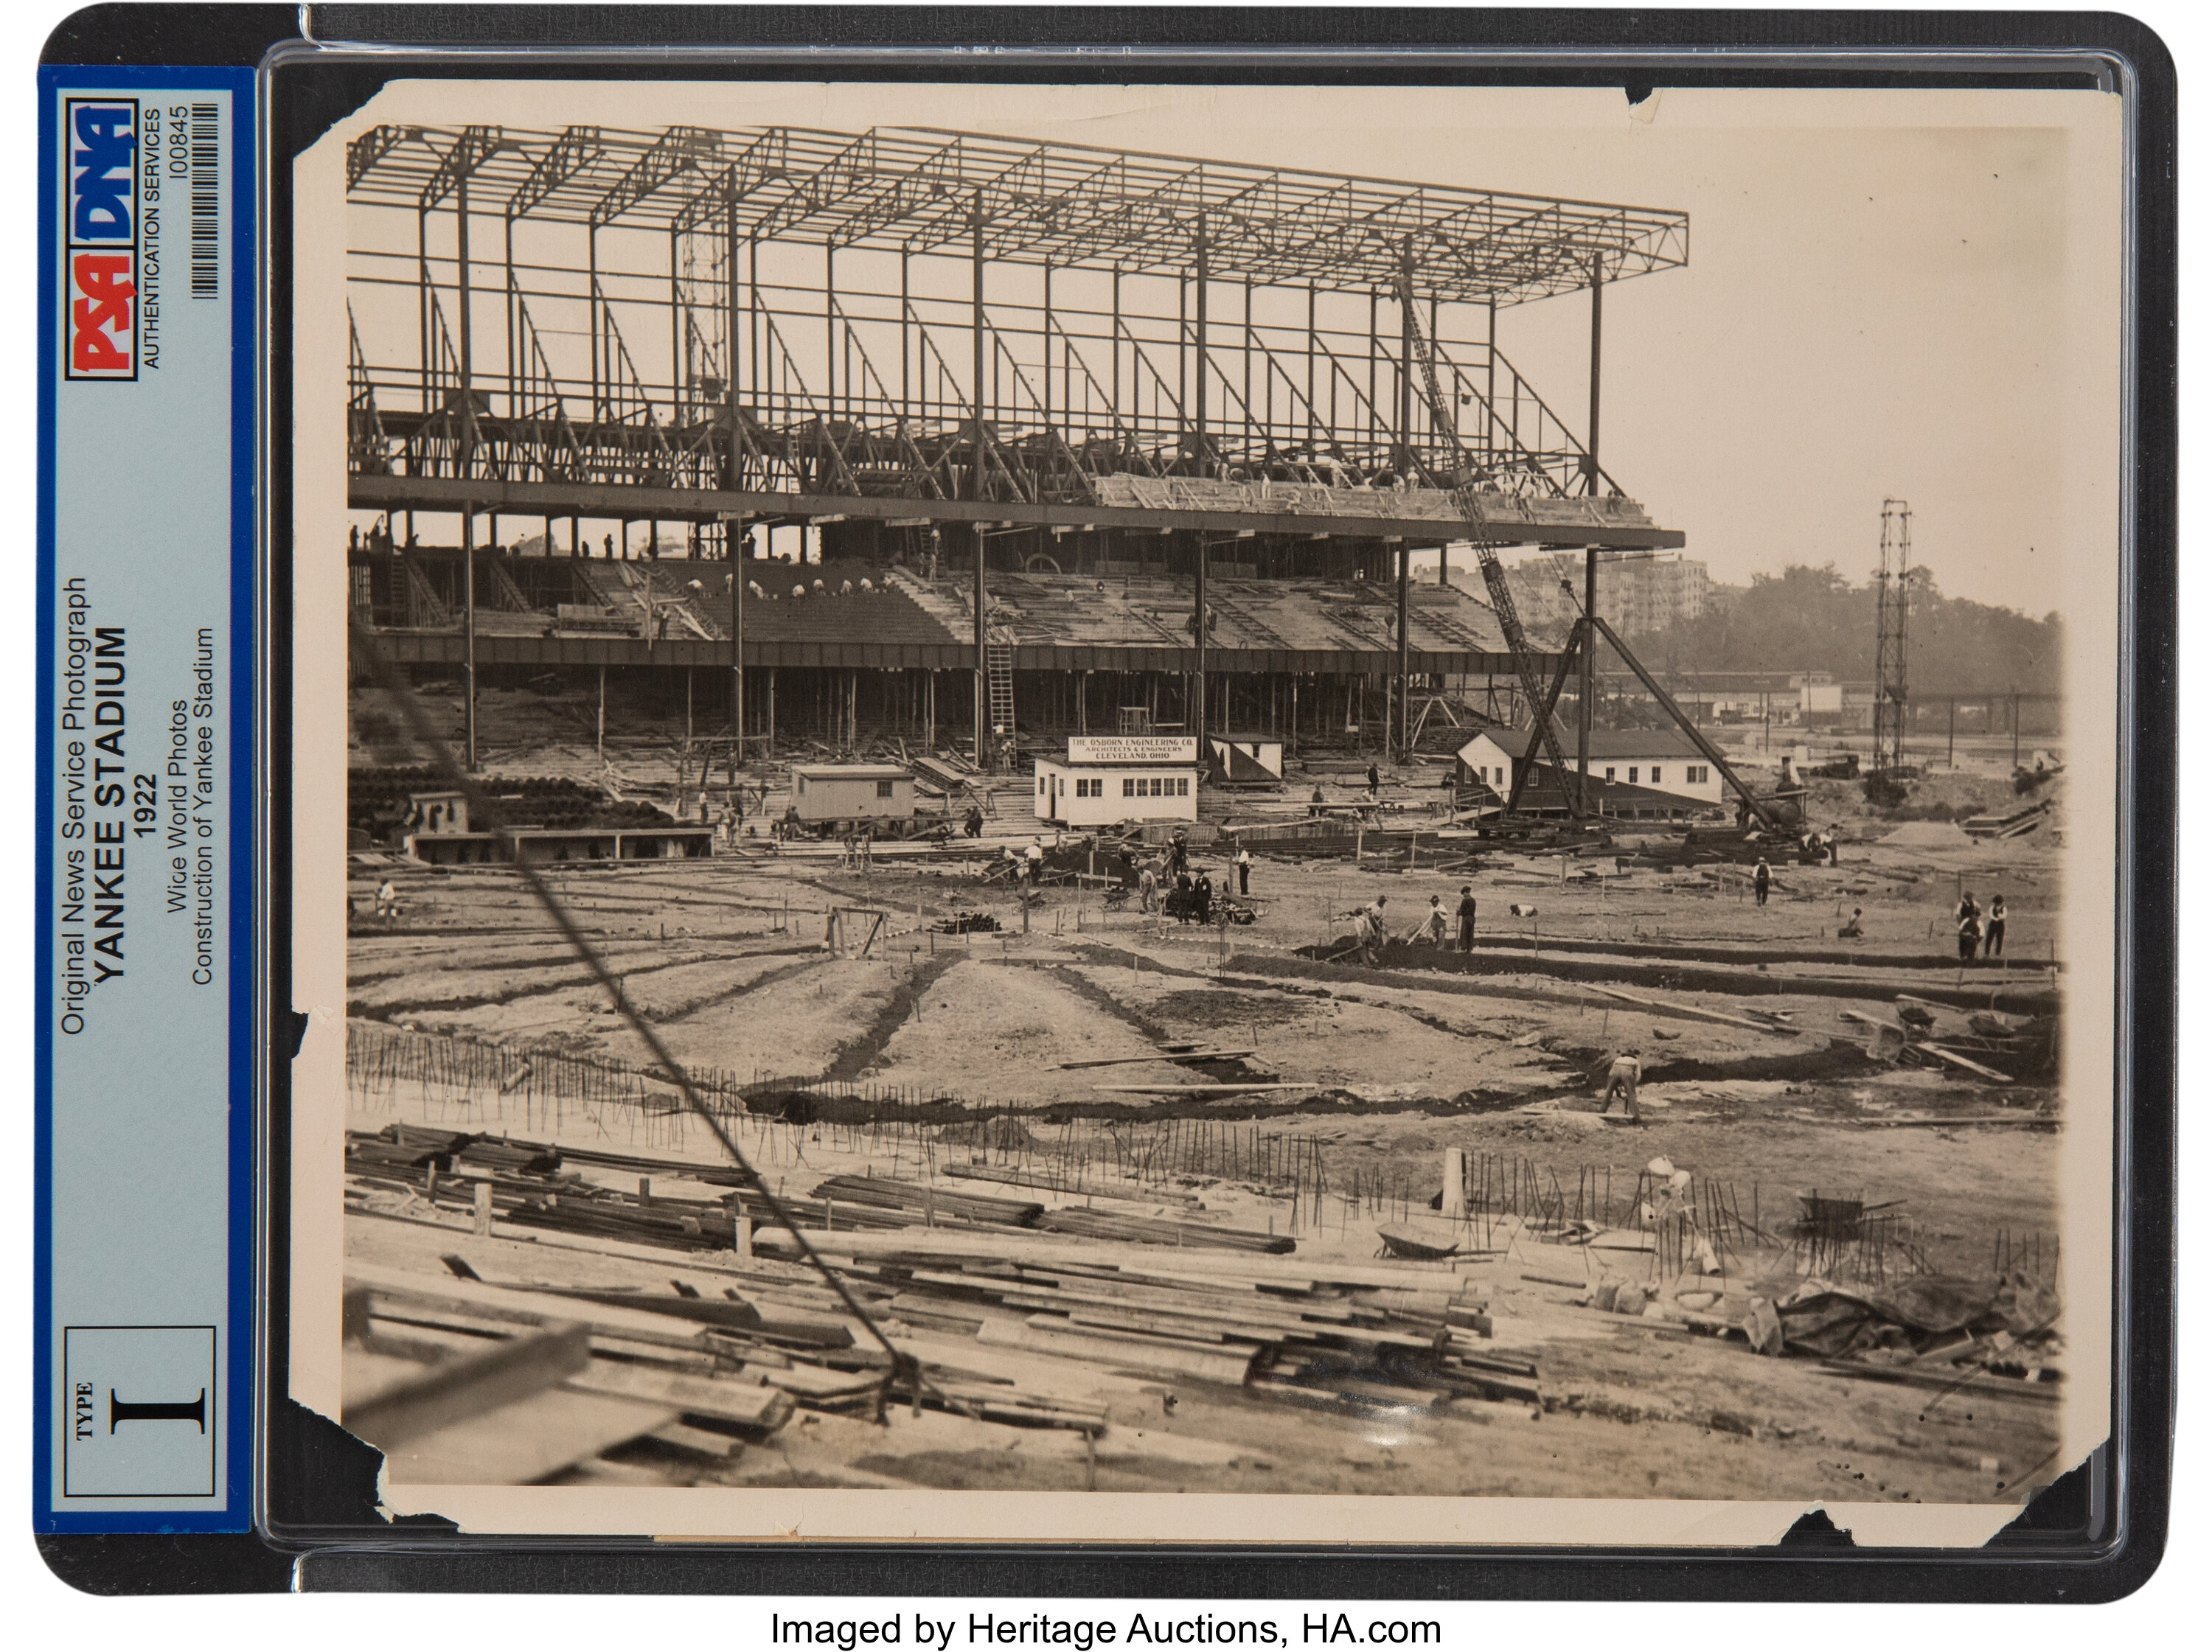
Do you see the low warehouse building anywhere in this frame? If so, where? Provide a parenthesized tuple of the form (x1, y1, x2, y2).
(1034, 735, 1202, 828)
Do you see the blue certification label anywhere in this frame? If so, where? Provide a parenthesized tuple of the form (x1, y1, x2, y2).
(35, 66, 257, 1533)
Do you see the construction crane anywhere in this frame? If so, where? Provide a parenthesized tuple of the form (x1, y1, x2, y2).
(1394, 270, 1586, 819)
(1397, 272, 1784, 833)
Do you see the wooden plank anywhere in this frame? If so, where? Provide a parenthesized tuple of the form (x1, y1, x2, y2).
(1919, 1043, 2015, 1082)
(975, 1319, 1259, 1386)
(1584, 981, 1788, 1034)
(563, 1362, 796, 1434)
(1055, 1049, 1258, 1070)
(643, 1421, 748, 1459)
(1089, 1081, 1315, 1095)
(762, 1229, 1473, 1286)
(345, 1261, 721, 1351)
(1816, 1362, 2061, 1403)
(344, 1325, 589, 1451)
(379, 1387, 678, 1485)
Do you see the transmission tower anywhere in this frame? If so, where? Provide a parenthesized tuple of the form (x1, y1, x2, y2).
(1874, 498, 1913, 777)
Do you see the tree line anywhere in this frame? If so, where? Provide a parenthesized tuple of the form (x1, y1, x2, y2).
(1624, 562, 2062, 695)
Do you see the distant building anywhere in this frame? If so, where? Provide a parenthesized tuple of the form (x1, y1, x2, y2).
(1503, 551, 1717, 636)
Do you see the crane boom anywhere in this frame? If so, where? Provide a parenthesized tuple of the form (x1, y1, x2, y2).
(1393, 271, 1589, 821)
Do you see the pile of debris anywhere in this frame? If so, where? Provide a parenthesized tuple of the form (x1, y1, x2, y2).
(933, 910, 1000, 934)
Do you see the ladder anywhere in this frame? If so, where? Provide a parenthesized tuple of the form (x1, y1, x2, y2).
(984, 637, 1017, 743)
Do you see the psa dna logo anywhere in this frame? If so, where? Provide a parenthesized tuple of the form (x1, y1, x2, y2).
(62, 97, 139, 382)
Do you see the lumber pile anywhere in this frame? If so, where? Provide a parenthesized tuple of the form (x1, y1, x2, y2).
(760, 1228, 1536, 1407)
(343, 1261, 798, 1486)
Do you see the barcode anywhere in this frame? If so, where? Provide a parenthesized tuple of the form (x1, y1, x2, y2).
(189, 102, 219, 299)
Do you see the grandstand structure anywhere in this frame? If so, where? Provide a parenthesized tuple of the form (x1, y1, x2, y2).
(343, 122, 1688, 768)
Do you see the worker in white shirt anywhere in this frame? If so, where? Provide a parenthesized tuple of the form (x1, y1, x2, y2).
(1024, 837, 1046, 885)
(1234, 845, 1253, 896)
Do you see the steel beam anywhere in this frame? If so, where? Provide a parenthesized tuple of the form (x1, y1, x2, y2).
(349, 473, 1686, 549)
(355, 629, 1549, 680)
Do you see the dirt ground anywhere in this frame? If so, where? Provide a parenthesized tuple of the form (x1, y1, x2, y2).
(341, 770, 2071, 1509)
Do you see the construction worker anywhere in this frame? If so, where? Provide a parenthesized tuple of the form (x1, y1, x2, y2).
(1456, 885, 1478, 952)
(1838, 907, 1864, 939)
(1309, 784, 1327, 817)
(1234, 845, 1253, 896)
(1367, 761, 1381, 800)
(373, 879, 399, 919)
(1353, 894, 1389, 963)
(1753, 857, 1771, 907)
(1603, 1049, 1644, 1120)
(963, 804, 984, 839)
(1024, 837, 1045, 885)
(1138, 862, 1159, 914)
(1984, 894, 2007, 956)
(1956, 907, 1983, 962)
(1416, 895, 1449, 947)
(1192, 869, 1214, 926)
(1169, 832, 1189, 877)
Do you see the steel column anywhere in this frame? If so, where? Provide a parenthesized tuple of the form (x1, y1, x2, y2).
(971, 194, 989, 764)
(1577, 546, 1596, 806)
(1586, 254, 1604, 494)
(1395, 540, 1411, 759)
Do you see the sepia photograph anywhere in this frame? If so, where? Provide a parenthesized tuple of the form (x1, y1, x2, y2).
(288, 77, 2124, 1543)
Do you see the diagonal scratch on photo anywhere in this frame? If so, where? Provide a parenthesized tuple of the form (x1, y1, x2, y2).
(333, 116, 2069, 1503)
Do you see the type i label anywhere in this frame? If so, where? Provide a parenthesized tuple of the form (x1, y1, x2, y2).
(35, 67, 256, 1533)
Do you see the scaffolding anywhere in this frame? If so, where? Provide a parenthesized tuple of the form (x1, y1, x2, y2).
(344, 123, 1690, 517)
(342, 124, 1694, 772)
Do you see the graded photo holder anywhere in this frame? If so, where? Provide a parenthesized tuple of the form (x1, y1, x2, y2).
(29, 4, 2175, 1601)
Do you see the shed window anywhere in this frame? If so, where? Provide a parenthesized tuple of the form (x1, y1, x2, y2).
(1122, 778, 1135, 798)
(1628, 767, 1639, 784)
(1650, 767, 1662, 785)
(879, 779, 896, 798)
(1177, 778, 1190, 796)
(1604, 767, 1616, 781)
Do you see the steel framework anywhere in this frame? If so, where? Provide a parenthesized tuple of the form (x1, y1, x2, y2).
(1874, 498, 1913, 778)
(344, 122, 1691, 516)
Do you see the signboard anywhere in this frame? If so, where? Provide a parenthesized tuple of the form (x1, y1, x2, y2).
(38, 67, 256, 1533)
(1066, 736, 1199, 764)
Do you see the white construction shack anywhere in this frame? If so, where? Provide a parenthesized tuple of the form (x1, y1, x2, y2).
(1034, 735, 1201, 828)
(790, 763, 917, 825)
